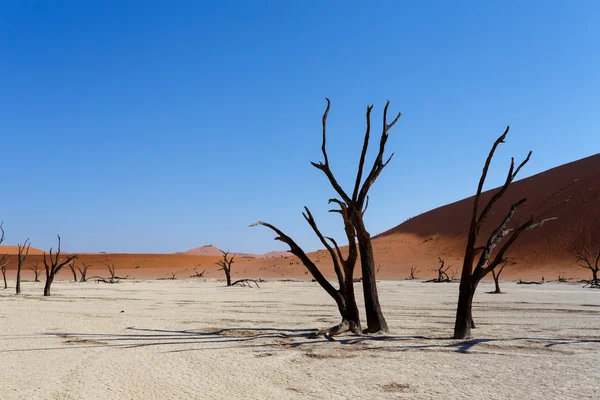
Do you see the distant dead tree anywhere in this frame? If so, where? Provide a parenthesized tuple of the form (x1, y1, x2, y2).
(30, 262, 42, 282)
(256, 99, 399, 333)
(216, 250, 235, 286)
(436, 258, 450, 282)
(43, 235, 78, 296)
(77, 262, 91, 282)
(68, 261, 78, 282)
(576, 247, 600, 288)
(231, 278, 261, 288)
(190, 267, 206, 278)
(16, 238, 31, 294)
(408, 266, 418, 280)
(0, 223, 8, 289)
(454, 128, 537, 339)
(489, 260, 513, 294)
(424, 258, 451, 283)
(90, 262, 129, 283)
(252, 202, 362, 335)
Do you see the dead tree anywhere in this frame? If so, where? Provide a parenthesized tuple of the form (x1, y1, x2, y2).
(231, 279, 261, 288)
(68, 261, 78, 282)
(454, 128, 535, 339)
(43, 235, 78, 296)
(490, 261, 510, 294)
(424, 258, 452, 283)
(190, 267, 206, 278)
(77, 262, 91, 282)
(436, 258, 450, 282)
(0, 223, 8, 289)
(252, 201, 362, 335)
(16, 238, 31, 294)
(30, 262, 42, 282)
(409, 266, 418, 280)
(576, 247, 600, 288)
(308, 99, 400, 333)
(216, 251, 235, 286)
(89, 263, 128, 283)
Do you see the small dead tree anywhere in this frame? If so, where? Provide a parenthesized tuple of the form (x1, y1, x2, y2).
(190, 267, 206, 278)
(409, 266, 418, 280)
(68, 261, 78, 282)
(96, 263, 129, 283)
(252, 201, 363, 335)
(16, 238, 31, 294)
(216, 250, 235, 286)
(77, 262, 91, 282)
(30, 262, 42, 282)
(489, 260, 512, 294)
(43, 235, 78, 296)
(576, 247, 600, 288)
(454, 128, 535, 339)
(436, 258, 450, 282)
(0, 223, 8, 289)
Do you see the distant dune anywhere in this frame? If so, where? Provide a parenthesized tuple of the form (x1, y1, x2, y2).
(2, 154, 597, 282)
(0, 245, 46, 255)
(177, 245, 288, 259)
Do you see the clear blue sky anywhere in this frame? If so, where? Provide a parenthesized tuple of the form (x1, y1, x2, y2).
(1, 1, 598, 254)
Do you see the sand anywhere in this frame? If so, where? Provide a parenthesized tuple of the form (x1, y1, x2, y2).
(1, 279, 599, 399)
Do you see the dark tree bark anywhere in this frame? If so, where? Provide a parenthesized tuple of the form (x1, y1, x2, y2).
(30, 262, 42, 282)
(576, 247, 600, 288)
(77, 262, 91, 282)
(69, 261, 78, 282)
(43, 235, 78, 296)
(216, 251, 235, 286)
(454, 128, 536, 339)
(309, 99, 400, 333)
(490, 261, 508, 294)
(409, 267, 417, 280)
(16, 238, 31, 294)
(0, 223, 8, 289)
(252, 201, 362, 335)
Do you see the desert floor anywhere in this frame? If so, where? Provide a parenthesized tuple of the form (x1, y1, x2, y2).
(1, 280, 599, 399)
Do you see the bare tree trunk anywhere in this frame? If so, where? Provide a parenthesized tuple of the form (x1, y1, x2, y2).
(43, 276, 53, 296)
(454, 279, 476, 339)
(2, 267, 6, 289)
(225, 270, 231, 286)
(492, 271, 501, 294)
(69, 264, 78, 282)
(353, 214, 388, 333)
(16, 239, 31, 295)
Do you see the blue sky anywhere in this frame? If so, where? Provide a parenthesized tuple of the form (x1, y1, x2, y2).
(1, 1, 598, 253)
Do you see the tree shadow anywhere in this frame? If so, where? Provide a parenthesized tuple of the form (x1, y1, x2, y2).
(2, 326, 598, 355)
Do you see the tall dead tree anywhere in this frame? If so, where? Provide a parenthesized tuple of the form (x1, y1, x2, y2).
(216, 251, 235, 286)
(77, 262, 91, 282)
(0, 223, 8, 289)
(576, 247, 600, 288)
(454, 128, 535, 339)
(252, 201, 362, 335)
(307, 99, 401, 333)
(16, 238, 31, 294)
(30, 262, 42, 282)
(68, 261, 78, 282)
(43, 235, 78, 296)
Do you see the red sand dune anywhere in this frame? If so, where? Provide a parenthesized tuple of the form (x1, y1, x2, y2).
(178, 245, 288, 259)
(2, 154, 598, 283)
(0, 246, 46, 255)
